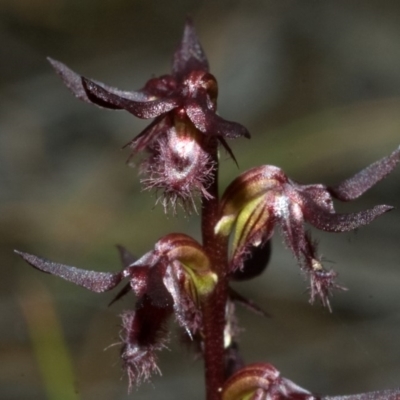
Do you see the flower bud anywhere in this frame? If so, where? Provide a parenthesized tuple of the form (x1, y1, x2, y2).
(222, 363, 315, 400)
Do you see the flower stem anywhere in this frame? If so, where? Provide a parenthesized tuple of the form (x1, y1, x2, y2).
(201, 139, 229, 400)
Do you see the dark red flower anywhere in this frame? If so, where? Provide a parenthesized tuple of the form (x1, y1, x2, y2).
(15, 233, 216, 387)
(48, 19, 249, 142)
(48, 19, 249, 211)
(216, 147, 400, 309)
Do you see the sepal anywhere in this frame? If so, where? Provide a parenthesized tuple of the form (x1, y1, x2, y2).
(14, 250, 123, 293)
(328, 145, 400, 201)
(172, 17, 209, 79)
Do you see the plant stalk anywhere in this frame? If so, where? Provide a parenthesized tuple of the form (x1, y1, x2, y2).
(201, 140, 229, 400)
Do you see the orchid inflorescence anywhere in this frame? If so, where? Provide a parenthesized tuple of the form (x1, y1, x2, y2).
(16, 18, 400, 400)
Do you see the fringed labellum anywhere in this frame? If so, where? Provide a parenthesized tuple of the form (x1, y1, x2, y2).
(140, 113, 216, 212)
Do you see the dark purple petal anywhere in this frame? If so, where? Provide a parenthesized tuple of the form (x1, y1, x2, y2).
(229, 287, 269, 317)
(142, 75, 177, 97)
(162, 264, 201, 336)
(302, 202, 393, 232)
(322, 388, 400, 400)
(145, 263, 174, 308)
(15, 250, 122, 292)
(116, 245, 136, 268)
(329, 146, 400, 201)
(218, 136, 239, 166)
(82, 78, 180, 118)
(108, 283, 131, 306)
(122, 115, 171, 154)
(276, 197, 307, 261)
(48, 58, 156, 107)
(185, 90, 250, 138)
(122, 260, 161, 300)
(172, 18, 209, 79)
(295, 183, 335, 213)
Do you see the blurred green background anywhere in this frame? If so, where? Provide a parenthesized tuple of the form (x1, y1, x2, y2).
(1, 1, 400, 399)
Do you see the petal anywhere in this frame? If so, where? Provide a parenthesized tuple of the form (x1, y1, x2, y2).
(108, 283, 131, 306)
(15, 250, 122, 292)
(302, 200, 393, 232)
(116, 245, 136, 268)
(142, 74, 177, 97)
(329, 146, 400, 201)
(218, 136, 239, 166)
(172, 18, 209, 79)
(275, 194, 307, 261)
(229, 287, 269, 317)
(295, 183, 335, 213)
(162, 264, 201, 337)
(82, 78, 179, 118)
(122, 115, 172, 154)
(185, 90, 250, 138)
(48, 58, 156, 107)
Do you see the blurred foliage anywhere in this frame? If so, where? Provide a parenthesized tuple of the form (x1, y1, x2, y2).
(1, 1, 400, 399)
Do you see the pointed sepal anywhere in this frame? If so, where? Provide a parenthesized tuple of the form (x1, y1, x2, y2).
(15, 250, 122, 293)
(48, 57, 157, 108)
(172, 17, 209, 79)
(329, 145, 400, 201)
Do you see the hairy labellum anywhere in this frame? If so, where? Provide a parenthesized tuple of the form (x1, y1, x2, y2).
(120, 297, 171, 388)
(141, 116, 215, 212)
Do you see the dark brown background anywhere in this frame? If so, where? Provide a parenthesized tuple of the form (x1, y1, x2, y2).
(1, 1, 400, 399)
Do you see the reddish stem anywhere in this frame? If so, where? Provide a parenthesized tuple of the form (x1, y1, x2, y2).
(201, 139, 229, 400)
